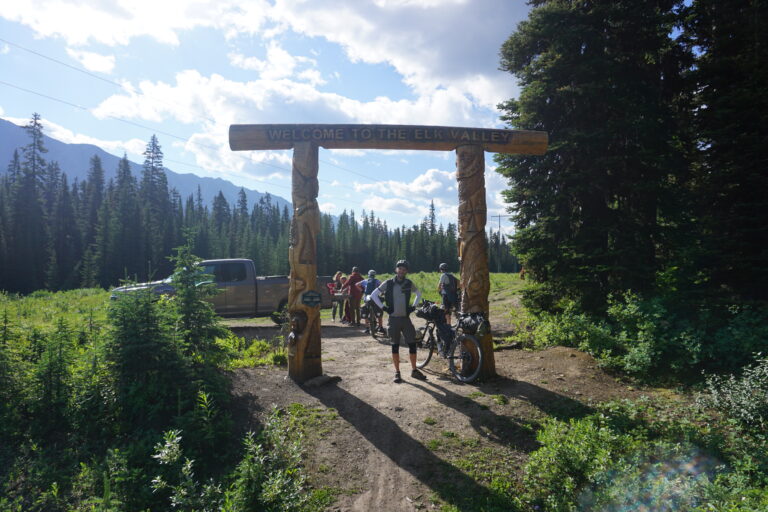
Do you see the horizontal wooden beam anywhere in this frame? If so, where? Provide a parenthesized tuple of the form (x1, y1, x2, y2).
(229, 124, 547, 155)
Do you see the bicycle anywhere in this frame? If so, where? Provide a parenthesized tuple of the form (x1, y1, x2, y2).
(362, 299, 388, 341)
(413, 299, 483, 383)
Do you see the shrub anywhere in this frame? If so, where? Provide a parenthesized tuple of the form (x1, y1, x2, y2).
(523, 416, 634, 511)
(697, 355, 768, 430)
(223, 408, 310, 511)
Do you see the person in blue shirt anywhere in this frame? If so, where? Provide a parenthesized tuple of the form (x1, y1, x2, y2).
(357, 269, 384, 334)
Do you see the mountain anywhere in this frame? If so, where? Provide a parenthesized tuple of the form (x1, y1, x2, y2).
(0, 117, 291, 212)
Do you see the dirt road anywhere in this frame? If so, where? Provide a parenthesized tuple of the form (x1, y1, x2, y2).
(228, 319, 647, 511)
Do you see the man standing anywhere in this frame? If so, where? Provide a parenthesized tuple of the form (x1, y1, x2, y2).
(371, 259, 427, 383)
(342, 266, 364, 326)
(438, 262, 460, 325)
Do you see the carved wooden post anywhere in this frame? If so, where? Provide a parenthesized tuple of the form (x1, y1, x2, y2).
(456, 144, 496, 378)
(286, 141, 322, 382)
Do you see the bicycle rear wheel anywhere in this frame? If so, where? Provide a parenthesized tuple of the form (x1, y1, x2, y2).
(449, 334, 483, 383)
(415, 329, 434, 369)
(370, 313, 384, 340)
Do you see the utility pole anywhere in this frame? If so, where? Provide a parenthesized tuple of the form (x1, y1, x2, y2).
(489, 214, 515, 273)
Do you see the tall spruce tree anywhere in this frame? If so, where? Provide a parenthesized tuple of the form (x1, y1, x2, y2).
(106, 155, 143, 285)
(495, 1, 689, 313)
(685, 0, 768, 302)
(139, 135, 172, 279)
(46, 174, 81, 290)
(8, 114, 50, 293)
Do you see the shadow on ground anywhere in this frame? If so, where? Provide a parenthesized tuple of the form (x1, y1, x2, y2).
(308, 383, 511, 510)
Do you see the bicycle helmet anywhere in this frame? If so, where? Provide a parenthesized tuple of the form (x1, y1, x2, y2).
(395, 259, 409, 270)
(351, 266, 359, 273)
(439, 262, 448, 271)
(368, 269, 376, 277)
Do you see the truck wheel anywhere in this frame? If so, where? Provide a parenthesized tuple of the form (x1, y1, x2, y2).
(270, 300, 289, 325)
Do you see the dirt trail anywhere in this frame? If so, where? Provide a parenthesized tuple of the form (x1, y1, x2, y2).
(229, 317, 649, 512)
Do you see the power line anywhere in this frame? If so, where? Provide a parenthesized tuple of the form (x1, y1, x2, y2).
(0, 80, 378, 212)
(0, 36, 392, 187)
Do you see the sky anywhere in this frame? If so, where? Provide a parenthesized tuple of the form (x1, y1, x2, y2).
(0, 0, 531, 236)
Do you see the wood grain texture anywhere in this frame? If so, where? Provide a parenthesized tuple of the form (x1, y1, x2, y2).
(456, 144, 496, 378)
(286, 141, 323, 382)
(230, 124, 547, 154)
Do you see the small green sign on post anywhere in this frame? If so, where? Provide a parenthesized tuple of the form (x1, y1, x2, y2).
(301, 290, 322, 308)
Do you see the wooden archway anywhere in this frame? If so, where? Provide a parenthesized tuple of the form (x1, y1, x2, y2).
(229, 124, 547, 382)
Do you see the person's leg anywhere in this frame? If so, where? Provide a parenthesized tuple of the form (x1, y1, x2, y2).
(402, 319, 417, 369)
(353, 303, 361, 326)
(332, 302, 337, 321)
(390, 317, 404, 381)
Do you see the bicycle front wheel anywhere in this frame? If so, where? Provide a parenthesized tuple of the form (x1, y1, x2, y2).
(449, 334, 483, 383)
(415, 330, 434, 369)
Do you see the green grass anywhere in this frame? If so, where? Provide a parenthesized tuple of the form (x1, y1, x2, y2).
(424, 416, 438, 425)
(491, 394, 508, 405)
(0, 288, 111, 333)
(376, 272, 523, 305)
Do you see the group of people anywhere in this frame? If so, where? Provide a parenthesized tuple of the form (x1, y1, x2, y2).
(326, 260, 461, 384)
(327, 267, 386, 334)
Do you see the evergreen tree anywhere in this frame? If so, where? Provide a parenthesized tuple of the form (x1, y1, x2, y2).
(106, 155, 143, 285)
(8, 113, 50, 293)
(685, 0, 768, 302)
(82, 155, 105, 248)
(46, 174, 81, 290)
(495, 1, 689, 313)
(139, 135, 172, 280)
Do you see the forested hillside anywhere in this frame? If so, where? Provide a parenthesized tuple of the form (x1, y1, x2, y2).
(0, 115, 518, 295)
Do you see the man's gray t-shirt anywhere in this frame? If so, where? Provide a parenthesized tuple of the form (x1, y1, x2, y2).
(376, 278, 420, 317)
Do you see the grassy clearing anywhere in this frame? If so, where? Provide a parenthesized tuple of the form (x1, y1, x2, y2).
(0, 288, 111, 333)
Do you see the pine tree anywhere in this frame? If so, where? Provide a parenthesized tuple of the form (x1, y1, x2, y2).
(686, 0, 768, 302)
(495, 1, 689, 313)
(46, 174, 81, 290)
(139, 135, 172, 279)
(106, 155, 143, 284)
(8, 114, 50, 293)
(81, 155, 105, 248)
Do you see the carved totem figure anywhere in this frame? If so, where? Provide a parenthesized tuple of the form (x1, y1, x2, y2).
(287, 141, 322, 381)
(456, 144, 495, 377)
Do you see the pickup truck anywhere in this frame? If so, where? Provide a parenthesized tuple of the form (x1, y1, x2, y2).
(110, 258, 333, 320)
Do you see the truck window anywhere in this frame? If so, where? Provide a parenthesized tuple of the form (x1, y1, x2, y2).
(198, 264, 222, 283)
(221, 262, 247, 283)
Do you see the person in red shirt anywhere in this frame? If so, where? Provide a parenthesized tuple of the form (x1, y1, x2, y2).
(342, 266, 364, 327)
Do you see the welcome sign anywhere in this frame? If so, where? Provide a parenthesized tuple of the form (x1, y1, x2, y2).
(229, 123, 547, 154)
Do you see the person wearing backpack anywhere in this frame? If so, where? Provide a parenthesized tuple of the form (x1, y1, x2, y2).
(438, 262, 460, 324)
(371, 259, 427, 383)
(357, 269, 384, 334)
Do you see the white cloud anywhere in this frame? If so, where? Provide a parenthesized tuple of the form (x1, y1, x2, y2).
(269, 1, 528, 111)
(2, 1, 526, 115)
(229, 41, 325, 86)
(0, 0, 272, 47)
(361, 195, 422, 215)
(1, 43, 9, 55)
(66, 48, 115, 73)
(319, 202, 337, 212)
(355, 168, 455, 200)
(88, 68, 502, 182)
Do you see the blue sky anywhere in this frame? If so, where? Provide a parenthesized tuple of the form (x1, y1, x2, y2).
(0, 0, 530, 234)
